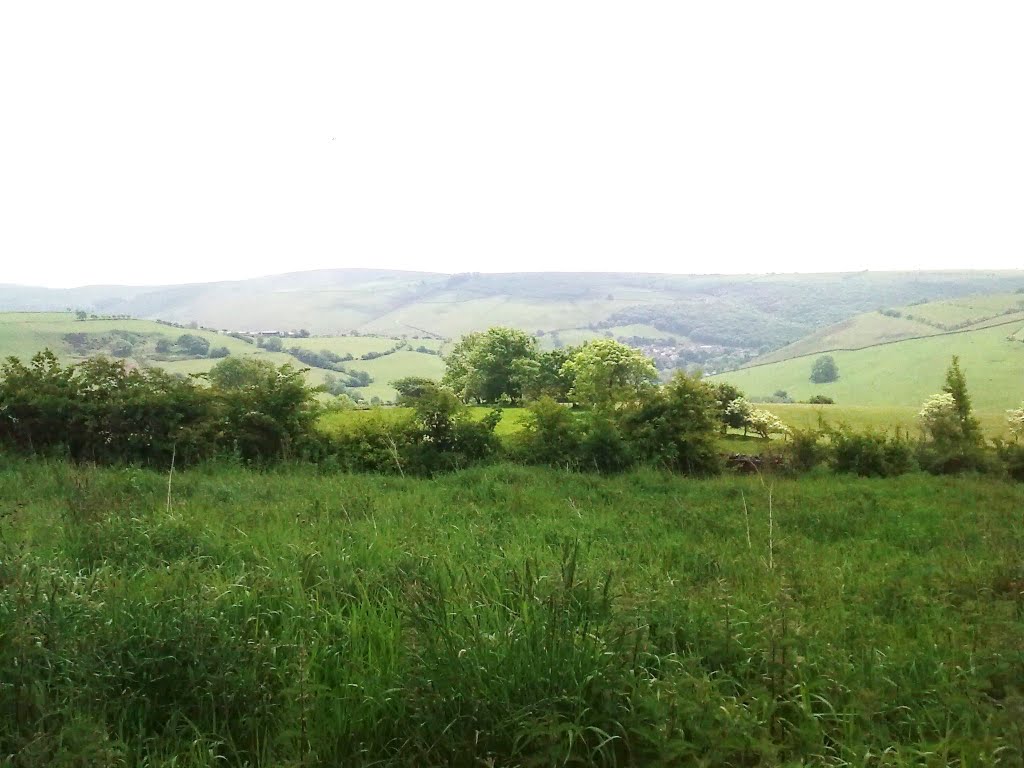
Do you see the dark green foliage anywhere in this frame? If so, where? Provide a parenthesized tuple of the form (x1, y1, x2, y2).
(576, 413, 632, 473)
(809, 354, 839, 383)
(830, 427, 916, 477)
(175, 333, 210, 357)
(0, 351, 217, 465)
(205, 357, 320, 463)
(0, 352, 321, 466)
(391, 376, 441, 405)
(806, 394, 834, 404)
(995, 440, 1024, 481)
(783, 427, 829, 472)
(207, 346, 230, 358)
(260, 335, 283, 352)
(918, 356, 987, 474)
(618, 371, 721, 475)
(513, 396, 582, 468)
(520, 348, 577, 402)
(331, 391, 502, 476)
(442, 327, 539, 403)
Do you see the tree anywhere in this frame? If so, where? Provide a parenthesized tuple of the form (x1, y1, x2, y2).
(746, 408, 790, 439)
(206, 357, 319, 463)
(918, 356, 985, 472)
(561, 339, 657, 410)
(208, 346, 230, 359)
(710, 382, 745, 433)
(262, 336, 284, 353)
(942, 355, 981, 440)
(441, 331, 485, 399)
(176, 333, 210, 357)
(618, 371, 721, 474)
(810, 355, 839, 383)
(391, 376, 442, 405)
(441, 327, 538, 403)
(519, 348, 577, 402)
(724, 396, 754, 434)
(206, 357, 278, 390)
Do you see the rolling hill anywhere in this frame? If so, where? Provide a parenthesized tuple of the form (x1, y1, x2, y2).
(710, 319, 1024, 412)
(5, 268, 1024, 377)
(0, 312, 443, 403)
(752, 292, 1024, 365)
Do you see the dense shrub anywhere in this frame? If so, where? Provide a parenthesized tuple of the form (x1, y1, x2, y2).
(513, 396, 582, 468)
(0, 352, 321, 466)
(618, 372, 721, 475)
(995, 440, 1024, 481)
(331, 386, 502, 476)
(784, 428, 829, 472)
(830, 427, 916, 477)
(577, 413, 632, 474)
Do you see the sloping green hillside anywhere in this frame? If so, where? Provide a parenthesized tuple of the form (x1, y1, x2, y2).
(0, 312, 441, 403)
(754, 292, 1024, 365)
(6, 270, 1024, 367)
(711, 321, 1024, 411)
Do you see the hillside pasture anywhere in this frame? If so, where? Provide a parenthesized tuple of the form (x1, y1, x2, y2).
(712, 322, 1024, 411)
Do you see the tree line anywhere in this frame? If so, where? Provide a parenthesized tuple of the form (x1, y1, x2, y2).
(0, 336, 1021, 480)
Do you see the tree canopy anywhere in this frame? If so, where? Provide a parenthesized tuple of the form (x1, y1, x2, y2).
(561, 339, 658, 410)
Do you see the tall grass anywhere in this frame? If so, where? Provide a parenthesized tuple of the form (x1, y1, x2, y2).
(1, 459, 1022, 765)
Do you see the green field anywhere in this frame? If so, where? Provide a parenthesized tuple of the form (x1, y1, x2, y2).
(713, 322, 1024, 412)
(0, 312, 445, 403)
(320, 405, 533, 438)
(3, 459, 1021, 765)
(754, 292, 1024, 365)
(762, 403, 1015, 439)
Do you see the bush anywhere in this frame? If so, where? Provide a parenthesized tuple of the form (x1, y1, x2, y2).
(577, 414, 632, 474)
(619, 372, 721, 475)
(514, 397, 581, 468)
(807, 395, 834, 404)
(830, 427, 915, 477)
(785, 428, 829, 472)
(995, 440, 1024, 481)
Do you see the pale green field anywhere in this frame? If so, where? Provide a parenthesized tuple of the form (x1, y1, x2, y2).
(319, 405, 530, 438)
(349, 350, 447, 402)
(542, 324, 682, 350)
(0, 313, 261, 363)
(761, 403, 1013, 439)
(754, 313, 940, 364)
(713, 322, 1024, 411)
(0, 313, 439, 402)
(754, 294, 1024, 366)
(287, 335, 406, 357)
(901, 292, 1024, 326)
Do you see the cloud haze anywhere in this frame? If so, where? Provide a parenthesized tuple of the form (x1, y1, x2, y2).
(1, 2, 1021, 288)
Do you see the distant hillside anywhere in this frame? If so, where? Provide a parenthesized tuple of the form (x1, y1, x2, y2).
(710, 320, 1024, 412)
(751, 292, 1024, 365)
(4, 269, 1024, 373)
(0, 312, 443, 403)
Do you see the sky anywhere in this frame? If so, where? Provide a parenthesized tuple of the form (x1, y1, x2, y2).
(1, 2, 1022, 289)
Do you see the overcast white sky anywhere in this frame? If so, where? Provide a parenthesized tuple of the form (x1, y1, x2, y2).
(1, 2, 1021, 288)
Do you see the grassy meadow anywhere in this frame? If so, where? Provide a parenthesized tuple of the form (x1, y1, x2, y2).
(0, 312, 446, 403)
(712, 322, 1024, 412)
(2, 459, 1021, 766)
